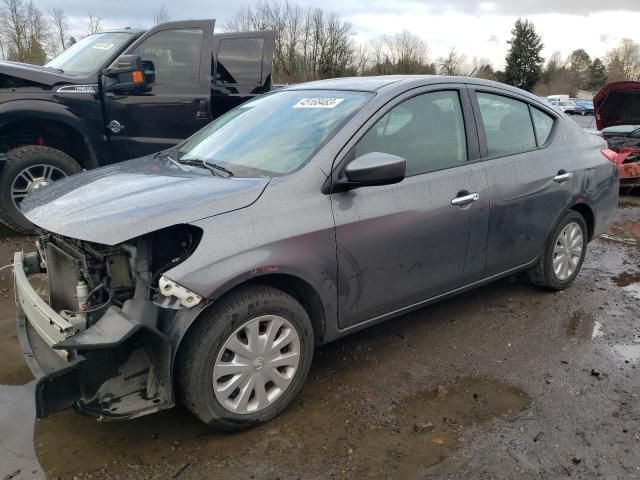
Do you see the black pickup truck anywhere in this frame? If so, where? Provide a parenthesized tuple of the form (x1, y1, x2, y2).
(0, 20, 275, 232)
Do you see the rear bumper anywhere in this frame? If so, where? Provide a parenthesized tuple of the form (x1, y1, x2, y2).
(14, 251, 175, 420)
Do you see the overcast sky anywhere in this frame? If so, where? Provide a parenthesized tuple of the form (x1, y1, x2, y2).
(38, 0, 640, 68)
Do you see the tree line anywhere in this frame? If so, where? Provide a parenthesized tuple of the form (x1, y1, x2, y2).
(1, 0, 639, 94)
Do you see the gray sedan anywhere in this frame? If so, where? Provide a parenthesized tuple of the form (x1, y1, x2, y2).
(15, 76, 619, 430)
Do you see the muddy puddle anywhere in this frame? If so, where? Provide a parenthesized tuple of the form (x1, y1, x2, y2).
(566, 310, 603, 340)
(33, 377, 528, 479)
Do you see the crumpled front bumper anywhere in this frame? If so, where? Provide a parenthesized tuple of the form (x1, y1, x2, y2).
(14, 251, 175, 420)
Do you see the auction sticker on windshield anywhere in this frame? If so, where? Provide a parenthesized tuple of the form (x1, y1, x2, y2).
(92, 43, 114, 50)
(293, 98, 345, 109)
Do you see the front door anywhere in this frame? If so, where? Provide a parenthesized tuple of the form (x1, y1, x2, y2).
(332, 87, 490, 328)
(102, 20, 215, 162)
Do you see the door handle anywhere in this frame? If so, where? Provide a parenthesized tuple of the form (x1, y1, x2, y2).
(195, 99, 209, 119)
(553, 171, 573, 183)
(451, 193, 479, 207)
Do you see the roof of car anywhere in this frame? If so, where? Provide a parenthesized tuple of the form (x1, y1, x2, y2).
(286, 75, 542, 101)
(101, 28, 145, 35)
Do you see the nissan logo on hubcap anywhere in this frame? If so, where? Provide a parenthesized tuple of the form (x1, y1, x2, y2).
(253, 357, 265, 370)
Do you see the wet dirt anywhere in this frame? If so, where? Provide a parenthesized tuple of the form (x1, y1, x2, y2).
(612, 271, 640, 287)
(0, 225, 35, 385)
(1, 197, 639, 480)
(34, 378, 528, 479)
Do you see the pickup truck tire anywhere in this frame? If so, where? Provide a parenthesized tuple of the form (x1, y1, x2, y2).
(527, 210, 587, 290)
(0, 146, 82, 234)
(176, 285, 314, 431)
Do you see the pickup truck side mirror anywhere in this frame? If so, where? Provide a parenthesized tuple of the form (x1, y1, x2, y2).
(340, 152, 406, 190)
(103, 55, 149, 94)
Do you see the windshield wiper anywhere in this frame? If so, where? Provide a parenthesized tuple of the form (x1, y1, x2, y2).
(155, 150, 189, 171)
(43, 65, 64, 73)
(172, 157, 233, 177)
(201, 160, 234, 177)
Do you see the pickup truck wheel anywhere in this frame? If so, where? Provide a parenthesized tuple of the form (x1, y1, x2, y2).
(527, 210, 587, 290)
(0, 146, 82, 234)
(176, 285, 314, 431)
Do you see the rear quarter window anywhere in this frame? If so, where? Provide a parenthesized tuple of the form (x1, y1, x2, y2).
(531, 107, 555, 145)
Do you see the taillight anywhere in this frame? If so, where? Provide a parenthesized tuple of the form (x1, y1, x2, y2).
(601, 149, 619, 164)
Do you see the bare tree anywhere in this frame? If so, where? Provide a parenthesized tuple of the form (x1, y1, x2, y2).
(606, 38, 640, 82)
(438, 48, 466, 76)
(0, 0, 51, 64)
(49, 7, 67, 53)
(351, 42, 370, 75)
(226, 0, 356, 82)
(152, 4, 169, 26)
(87, 12, 102, 35)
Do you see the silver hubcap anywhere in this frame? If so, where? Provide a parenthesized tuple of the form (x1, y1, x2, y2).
(213, 315, 301, 415)
(553, 222, 584, 281)
(11, 164, 67, 209)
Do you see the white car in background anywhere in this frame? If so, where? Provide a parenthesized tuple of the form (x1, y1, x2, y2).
(555, 101, 579, 115)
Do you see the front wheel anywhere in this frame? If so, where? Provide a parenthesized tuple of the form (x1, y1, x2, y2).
(176, 285, 315, 430)
(0, 146, 82, 234)
(527, 210, 588, 290)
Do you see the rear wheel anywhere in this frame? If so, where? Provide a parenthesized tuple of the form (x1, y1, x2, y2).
(176, 285, 314, 430)
(0, 146, 82, 234)
(527, 210, 587, 290)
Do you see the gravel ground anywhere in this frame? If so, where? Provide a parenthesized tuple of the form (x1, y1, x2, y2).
(0, 196, 638, 480)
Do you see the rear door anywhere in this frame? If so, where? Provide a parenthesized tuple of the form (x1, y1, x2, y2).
(102, 20, 215, 162)
(469, 87, 574, 276)
(211, 31, 275, 116)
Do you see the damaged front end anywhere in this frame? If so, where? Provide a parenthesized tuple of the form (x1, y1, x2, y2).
(601, 134, 640, 188)
(15, 224, 205, 420)
(594, 81, 640, 189)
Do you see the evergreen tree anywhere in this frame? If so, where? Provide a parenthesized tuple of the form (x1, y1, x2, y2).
(567, 48, 592, 90)
(504, 19, 544, 91)
(588, 58, 607, 91)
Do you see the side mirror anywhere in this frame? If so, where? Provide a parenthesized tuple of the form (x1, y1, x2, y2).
(340, 152, 406, 189)
(103, 54, 148, 93)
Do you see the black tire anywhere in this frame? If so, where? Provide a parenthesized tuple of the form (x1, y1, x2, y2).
(176, 285, 315, 431)
(527, 210, 588, 290)
(0, 146, 82, 234)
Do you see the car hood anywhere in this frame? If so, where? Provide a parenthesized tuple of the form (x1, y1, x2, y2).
(0, 61, 80, 88)
(594, 81, 640, 130)
(21, 155, 270, 245)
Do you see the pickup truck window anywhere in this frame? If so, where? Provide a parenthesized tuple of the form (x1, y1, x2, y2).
(215, 37, 264, 85)
(45, 32, 132, 75)
(130, 28, 203, 86)
(177, 90, 373, 176)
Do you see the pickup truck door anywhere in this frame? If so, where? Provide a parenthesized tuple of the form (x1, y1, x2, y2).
(211, 30, 275, 116)
(101, 20, 215, 162)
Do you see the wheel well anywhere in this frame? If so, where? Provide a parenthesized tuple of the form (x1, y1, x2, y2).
(238, 274, 327, 344)
(570, 203, 595, 241)
(0, 119, 91, 167)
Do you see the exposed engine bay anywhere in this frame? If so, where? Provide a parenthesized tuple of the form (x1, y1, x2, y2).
(602, 131, 640, 188)
(39, 224, 203, 329)
(21, 224, 205, 419)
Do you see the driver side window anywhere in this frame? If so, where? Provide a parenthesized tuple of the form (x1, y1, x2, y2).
(130, 28, 203, 86)
(354, 90, 468, 176)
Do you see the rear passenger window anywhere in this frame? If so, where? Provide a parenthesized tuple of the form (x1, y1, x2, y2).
(531, 107, 554, 145)
(353, 90, 467, 176)
(476, 92, 536, 156)
(215, 37, 264, 85)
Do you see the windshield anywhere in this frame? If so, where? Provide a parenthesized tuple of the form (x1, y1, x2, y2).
(177, 90, 373, 177)
(46, 32, 132, 75)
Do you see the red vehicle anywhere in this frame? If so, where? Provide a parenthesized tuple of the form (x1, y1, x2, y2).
(594, 81, 640, 188)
